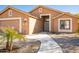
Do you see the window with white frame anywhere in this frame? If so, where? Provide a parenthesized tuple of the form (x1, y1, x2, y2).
(8, 10, 12, 16)
(60, 20, 70, 30)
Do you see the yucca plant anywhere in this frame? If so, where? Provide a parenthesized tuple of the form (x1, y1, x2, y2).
(0, 28, 25, 52)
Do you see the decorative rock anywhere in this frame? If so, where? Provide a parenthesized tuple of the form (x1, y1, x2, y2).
(12, 40, 41, 53)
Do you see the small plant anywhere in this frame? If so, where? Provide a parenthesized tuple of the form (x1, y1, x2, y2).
(0, 28, 26, 52)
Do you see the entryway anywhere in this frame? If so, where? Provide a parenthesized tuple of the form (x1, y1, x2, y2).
(43, 16, 49, 32)
(40, 14, 51, 32)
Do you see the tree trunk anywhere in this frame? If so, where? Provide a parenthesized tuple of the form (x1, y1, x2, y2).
(6, 36, 11, 52)
(6, 39, 10, 51)
(9, 37, 13, 52)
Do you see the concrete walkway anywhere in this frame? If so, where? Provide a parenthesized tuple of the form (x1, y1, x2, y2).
(27, 33, 63, 53)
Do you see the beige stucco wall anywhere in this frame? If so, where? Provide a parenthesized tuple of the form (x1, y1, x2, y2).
(29, 17, 43, 34)
(29, 17, 36, 34)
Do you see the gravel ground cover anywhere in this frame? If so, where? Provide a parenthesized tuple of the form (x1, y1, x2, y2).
(49, 34, 79, 53)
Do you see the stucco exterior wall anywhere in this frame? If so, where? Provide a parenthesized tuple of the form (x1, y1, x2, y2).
(29, 17, 43, 34)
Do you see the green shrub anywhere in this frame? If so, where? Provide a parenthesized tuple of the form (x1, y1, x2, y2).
(0, 28, 26, 52)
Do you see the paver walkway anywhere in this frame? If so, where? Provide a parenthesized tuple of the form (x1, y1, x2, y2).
(27, 32, 63, 53)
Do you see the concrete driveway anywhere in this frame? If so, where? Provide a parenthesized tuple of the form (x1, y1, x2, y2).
(27, 32, 63, 53)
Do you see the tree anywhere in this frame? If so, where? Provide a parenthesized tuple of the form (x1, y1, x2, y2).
(0, 28, 26, 52)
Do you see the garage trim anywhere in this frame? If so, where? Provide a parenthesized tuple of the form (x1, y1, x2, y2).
(0, 17, 22, 33)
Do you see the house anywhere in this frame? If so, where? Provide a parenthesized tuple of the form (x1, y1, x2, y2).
(0, 6, 79, 34)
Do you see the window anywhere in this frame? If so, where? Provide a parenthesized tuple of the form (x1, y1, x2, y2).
(60, 20, 70, 30)
(8, 10, 12, 16)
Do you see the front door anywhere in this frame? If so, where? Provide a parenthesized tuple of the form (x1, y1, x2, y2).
(44, 16, 49, 32)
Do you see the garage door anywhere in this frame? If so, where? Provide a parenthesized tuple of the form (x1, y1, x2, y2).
(0, 20, 19, 32)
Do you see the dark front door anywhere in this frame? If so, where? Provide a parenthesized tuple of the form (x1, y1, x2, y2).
(41, 15, 49, 32)
(44, 21, 49, 32)
(43, 16, 49, 32)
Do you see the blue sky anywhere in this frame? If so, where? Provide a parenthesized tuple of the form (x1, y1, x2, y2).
(0, 5, 79, 14)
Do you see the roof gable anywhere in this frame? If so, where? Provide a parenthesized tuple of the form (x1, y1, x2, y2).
(30, 5, 79, 19)
(30, 5, 64, 14)
(0, 6, 38, 19)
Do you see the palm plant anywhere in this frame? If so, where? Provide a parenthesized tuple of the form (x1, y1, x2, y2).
(0, 28, 25, 52)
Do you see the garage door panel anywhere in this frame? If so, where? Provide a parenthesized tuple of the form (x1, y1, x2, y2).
(0, 20, 19, 32)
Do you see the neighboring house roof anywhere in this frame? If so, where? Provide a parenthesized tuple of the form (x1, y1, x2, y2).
(0, 6, 38, 19)
(30, 5, 79, 19)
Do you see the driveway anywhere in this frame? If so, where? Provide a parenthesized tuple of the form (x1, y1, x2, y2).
(27, 32, 63, 53)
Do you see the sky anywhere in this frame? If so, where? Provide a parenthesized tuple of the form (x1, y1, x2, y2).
(0, 5, 79, 14)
